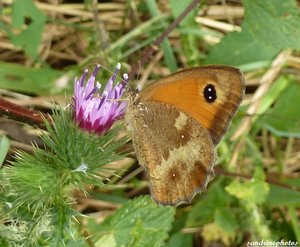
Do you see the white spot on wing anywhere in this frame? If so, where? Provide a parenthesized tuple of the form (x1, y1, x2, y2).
(174, 112, 188, 130)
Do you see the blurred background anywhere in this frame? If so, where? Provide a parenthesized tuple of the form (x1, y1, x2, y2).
(0, 0, 300, 246)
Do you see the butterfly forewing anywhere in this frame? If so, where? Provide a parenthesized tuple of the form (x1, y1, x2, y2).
(137, 65, 245, 144)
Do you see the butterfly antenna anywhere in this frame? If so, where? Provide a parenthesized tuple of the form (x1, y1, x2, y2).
(134, 61, 142, 94)
(132, 61, 143, 94)
(136, 60, 142, 84)
(126, 61, 142, 99)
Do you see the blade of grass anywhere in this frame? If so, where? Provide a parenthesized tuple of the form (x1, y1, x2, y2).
(81, 13, 169, 66)
(0, 136, 10, 167)
(288, 206, 300, 243)
(108, 14, 168, 51)
(145, 0, 178, 72)
(128, 0, 199, 80)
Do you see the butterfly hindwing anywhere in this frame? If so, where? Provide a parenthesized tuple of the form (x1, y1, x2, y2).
(126, 100, 215, 206)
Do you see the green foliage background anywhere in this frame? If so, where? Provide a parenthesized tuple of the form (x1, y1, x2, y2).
(0, 0, 300, 246)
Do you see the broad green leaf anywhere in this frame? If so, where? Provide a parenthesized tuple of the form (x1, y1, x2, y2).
(206, 30, 277, 66)
(206, 0, 300, 66)
(214, 208, 238, 235)
(260, 79, 300, 137)
(244, 0, 300, 50)
(266, 184, 300, 206)
(94, 196, 175, 247)
(10, 0, 46, 58)
(0, 62, 67, 95)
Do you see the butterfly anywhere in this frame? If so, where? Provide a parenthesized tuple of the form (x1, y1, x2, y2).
(125, 65, 245, 206)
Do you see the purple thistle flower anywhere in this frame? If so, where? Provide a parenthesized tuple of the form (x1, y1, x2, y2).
(73, 63, 128, 135)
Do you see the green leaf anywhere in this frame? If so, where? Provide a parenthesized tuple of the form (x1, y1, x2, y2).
(260, 78, 300, 137)
(0, 136, 10, 167)
(285, 178, 300, 188)
(214, 208, 238, 235)
(10, 0, 46, 58)
(95, 196, 175, 247)
(166, 232, 193, 247)
(186, 179, 233, 227)
(206, 0, 300, 66)
(0, 62, 66, 95)
(243, 0, 300, 50)
(266, 184, 300, 206)
(207, 31, 277, 66)
(166, 211, 192, 247)
(226, 166, 269, 204)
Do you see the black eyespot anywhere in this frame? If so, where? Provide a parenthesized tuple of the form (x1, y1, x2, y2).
(203, 84, 217, 103)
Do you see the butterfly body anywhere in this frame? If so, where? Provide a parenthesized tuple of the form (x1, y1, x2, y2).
(126, 65, 244, 206)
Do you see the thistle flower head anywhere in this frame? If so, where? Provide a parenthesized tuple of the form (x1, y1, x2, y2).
(73, 63, 128, 134)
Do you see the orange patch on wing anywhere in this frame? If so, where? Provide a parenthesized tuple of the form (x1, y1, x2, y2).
(139, 77, 217, 131)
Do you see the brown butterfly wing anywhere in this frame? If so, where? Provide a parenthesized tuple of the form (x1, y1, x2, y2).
(137, 65, 245, 144)
(126, 100, 215, 206)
